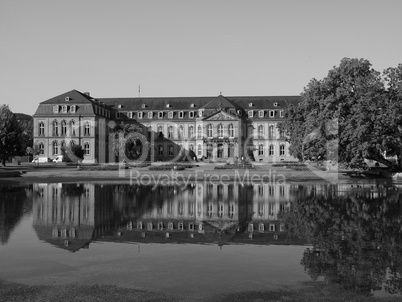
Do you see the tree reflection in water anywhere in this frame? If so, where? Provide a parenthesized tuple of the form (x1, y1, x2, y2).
(284, 184, 402, 295)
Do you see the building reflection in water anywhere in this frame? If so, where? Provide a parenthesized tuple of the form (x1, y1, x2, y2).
(32, 182, 310, 251)
(23, 180, 402, 295)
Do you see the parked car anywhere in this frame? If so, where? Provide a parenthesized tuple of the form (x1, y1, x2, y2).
(32, 157, 50, 163)
(52, 155, 64, 163)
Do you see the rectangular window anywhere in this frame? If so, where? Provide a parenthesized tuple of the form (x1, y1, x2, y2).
(70, 105, 76, 113)
(158, 145, 163, 156)
(168, 145, 173, 156)
(280, 110, 284, 117)
(127, 112, 133, 119)
(53, 105, 59, 113)
(280, 144, 285, 156)
(62, 105, 67, 113)
(116, 112, 120, 119)
(270, 110, 275, 117)
(138, 112, 143, 119)
(168, 111, 173, 119)
(248, 110, 253, 118)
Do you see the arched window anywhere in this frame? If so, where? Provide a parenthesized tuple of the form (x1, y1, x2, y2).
(84, 122, 90, 136)
(38, 122, 45, 136)
(258, 125, 264, 138)
(38, 142, 45, 155)
(61, 140, 66, 149)
(207, 124, 213, 138)
(258, 144, 264, 156)
(52, 141, 58, 155)
(52, 120, 58, 136)
(178, 125, 184, 139)
(198, 144, 202, 156)
(189, 126, 194, 138)
(168, 126, 173, 139)
(269, 144, 274, 156)
(61, 120, 67, 136)
(228, 124, 234, 137)
(84, 142, 90, 155)
(70, 120, 76, 136)
(280, 144, 285, 156)
(218, 124, 223, 138)
(269, 125, 274, 138)
(197, 125, 202, 139)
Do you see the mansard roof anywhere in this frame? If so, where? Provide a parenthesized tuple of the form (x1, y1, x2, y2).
(99, 94, 301, 111)
(39, 90, 97, 105)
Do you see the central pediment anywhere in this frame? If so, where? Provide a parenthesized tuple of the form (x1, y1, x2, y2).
(203, 110, 238, 121)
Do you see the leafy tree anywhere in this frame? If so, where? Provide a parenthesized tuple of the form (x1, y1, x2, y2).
(112, 122, 148, 161)
(0, 105, 23, 166)
(280, 58, 402, 169)
(61, 144, 85, 162)
(15, 113, 33, 156)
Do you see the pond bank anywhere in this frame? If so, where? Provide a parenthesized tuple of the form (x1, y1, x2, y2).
(0, 163, 351, 184)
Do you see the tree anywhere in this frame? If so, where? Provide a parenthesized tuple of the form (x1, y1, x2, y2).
(15, 113, 33, 156)
(111, 122, 149, 162)
(280, 58, 402, 169)
(61, 144, 85, 162)
(0, 105, 23, 166)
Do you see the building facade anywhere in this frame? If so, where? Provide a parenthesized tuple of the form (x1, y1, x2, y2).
(33, 89, 300, 163)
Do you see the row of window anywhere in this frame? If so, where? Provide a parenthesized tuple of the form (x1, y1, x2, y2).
(256, 125, 284, 138)
(119, 109, 283, 119)
(38, 120, 91, 137)
(53, 105, 76, 114)
(36, 141, 90, 156)
(158, 124, 236, 139)
(257, 144, 286, 156)
(248, 110, 284, 118)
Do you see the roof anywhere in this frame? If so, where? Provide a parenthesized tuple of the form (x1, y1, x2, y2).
(98, 95, 301, 111)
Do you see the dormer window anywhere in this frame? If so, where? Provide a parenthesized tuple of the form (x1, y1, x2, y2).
(53, 105, 59, 113)
(280, 110, 284, 117)
(65, 97, 70, 101)
(249, 103, 253, 107)
(138, 112, 143, 119)
(258, 110, 264, 118)
(189, 111, 194, 118)
(166, 104, 170, 108)
(168, 111, 173, 119)
(199, 110, 203, 117)
(62, 105, 67, 113)
(274, 102, 278, 107)
(116, 112, 120, 119)
(237, 110, 242, 116)
(128, 112, 133, 119)
(190, 103, 195, 108)
(270, 110, 275, 117)
(70, 105, 76, 113)
(142, 104, 146, 108)
(248, 110, 254, 118)
(158, 112, 163, 118)
(118, 104, 122, 109)
(178, 111, 184, 118)
(148, 111, 153, 119)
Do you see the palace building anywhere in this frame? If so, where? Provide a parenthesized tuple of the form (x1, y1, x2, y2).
(33, 89, 300, 163)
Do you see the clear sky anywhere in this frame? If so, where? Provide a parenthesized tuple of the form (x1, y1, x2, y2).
(1, 0, 402, 115)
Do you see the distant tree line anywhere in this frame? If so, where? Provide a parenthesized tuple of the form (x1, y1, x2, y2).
(279, 58, 402, 169)
(0, 105, 33, 166)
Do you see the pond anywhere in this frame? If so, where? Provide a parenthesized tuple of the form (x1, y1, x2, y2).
(1, 180, 402, 300)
